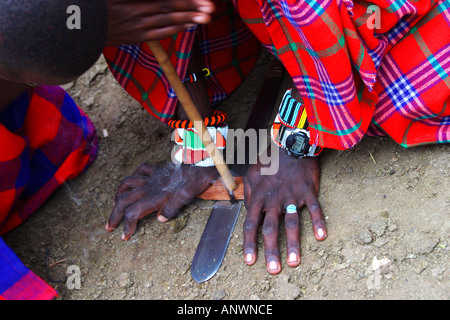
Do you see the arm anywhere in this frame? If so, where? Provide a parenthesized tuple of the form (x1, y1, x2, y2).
(105, 0, 215, 46)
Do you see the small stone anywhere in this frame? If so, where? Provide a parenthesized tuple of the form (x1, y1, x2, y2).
(431, 266, 445, 277)
(367, 256, 391, 275)
(118, 272, 133, 288)
(373, 237, 390, 248)
(369, 221, 387, 237)
(384, 273, 393, 280)
(414, 235, 439, 255)
(310, 273, 323, 284)
(357, 231, 373, 244)
(388, 222, 398, 232)
(212, 290, 226, 300)
(83, 96, 95, 107)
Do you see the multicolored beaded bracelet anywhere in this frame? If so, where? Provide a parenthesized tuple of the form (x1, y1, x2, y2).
(171, 124, 228, 167)
(167, 109, 227, 129)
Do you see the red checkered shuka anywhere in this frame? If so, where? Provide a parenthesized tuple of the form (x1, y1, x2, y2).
(103, 0, 261, 124)
(234, 0, 450, 149)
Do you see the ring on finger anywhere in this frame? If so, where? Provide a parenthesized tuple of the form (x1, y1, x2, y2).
(286, 204, 297, 214)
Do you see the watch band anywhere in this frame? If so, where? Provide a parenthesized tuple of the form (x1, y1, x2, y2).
(278, 88, 309, 129)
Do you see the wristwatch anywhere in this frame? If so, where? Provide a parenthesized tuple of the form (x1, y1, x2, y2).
(272, 117, 320, 158)
(278, 126, 317, 158)
(271, 89, 322, 158)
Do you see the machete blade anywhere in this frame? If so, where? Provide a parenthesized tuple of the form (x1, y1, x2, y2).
(191, 200, 243, 283)
(191, 59, 285, 283)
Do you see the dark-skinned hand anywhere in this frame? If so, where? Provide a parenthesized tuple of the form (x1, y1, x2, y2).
(105, 162, 219, 240)
(242, 146, 327, 274)
(105, 0, 215, 46)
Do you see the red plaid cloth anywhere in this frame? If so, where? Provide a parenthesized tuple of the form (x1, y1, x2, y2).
(105, 0, 449, 150)
(0, 85, 97, 300)
(235, 0, 450, 149)
(103, 0, 261, 124)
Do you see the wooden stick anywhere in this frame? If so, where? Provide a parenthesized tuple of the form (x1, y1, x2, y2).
(197, 176, 244, 201)
(147, 40, 237, 195)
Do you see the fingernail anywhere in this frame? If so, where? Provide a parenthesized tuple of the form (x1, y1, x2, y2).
(289, 252, 298, 264)
(158, 215, 168, 223)
(245, 253, 253, 264)
(121, 234, 126, 241)
(268, 260, 278, 271)
(198, 5, 214, 13)
(193, 15, 208, 24)
(317, 228, 325, 238)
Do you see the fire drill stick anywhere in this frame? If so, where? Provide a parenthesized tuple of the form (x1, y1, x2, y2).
(147, 40, 237, 197)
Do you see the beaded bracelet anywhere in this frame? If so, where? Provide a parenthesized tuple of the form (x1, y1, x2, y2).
(172, 124, 228, 167)
(167, 109, 227, 129)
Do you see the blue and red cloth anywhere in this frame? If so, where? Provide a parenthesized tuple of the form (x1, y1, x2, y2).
(0, 85, 97, 300)
(0, 237, 58, 300)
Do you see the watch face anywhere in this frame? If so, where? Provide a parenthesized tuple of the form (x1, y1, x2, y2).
(292, 136, 306, 152)
(286, 132, 309, 157)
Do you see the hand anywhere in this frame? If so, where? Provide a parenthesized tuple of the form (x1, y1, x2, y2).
(242, 146, 327, 274)
(106, 162, 219, 240)
(106, 0, 215, 46)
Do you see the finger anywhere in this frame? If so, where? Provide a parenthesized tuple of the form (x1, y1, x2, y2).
(122, 192, 170, 240)
(106, 187, 151, 231)
(144, 11, 212, 27)
(262, 207, 282, 274)
(115, 176, 150, 197)
(195, 0, 216, 14)
(305, 194, 327, 241)
(158, 187, 196, 221)
(132, 0, 215, 15)
(131, 163, 158, 176)
(242, 195, 264, 266)
(284, 203, 301, 267)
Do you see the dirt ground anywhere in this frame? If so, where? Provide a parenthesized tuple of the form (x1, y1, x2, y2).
(3, 51, 449, 300)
